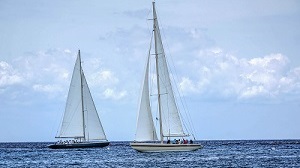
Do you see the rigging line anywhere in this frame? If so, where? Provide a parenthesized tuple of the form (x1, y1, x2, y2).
(134, 26, 155, 140)
(169, 55, 197, 139)
(59, 57, 82, 137)
(52, 99, 65, 138)
(157, 14, 197, 139)
(149, 31, 156, 113)
(146, 5, 153, 38)
(158, 25, 196, 138)
(159, 37, 193, 135)
(154, 5, 192, 137)
(82, 75, 88, 141)
(155, 98, 159, 137)
(148, 18, 160, 137)
(61, 96, 82, 136)
(155, 3, 198, 139)
(177, 104, 191, 137)
(166, 91, 170, 137)
(150, 39, 156, 103)
(53, 81, 74, 137)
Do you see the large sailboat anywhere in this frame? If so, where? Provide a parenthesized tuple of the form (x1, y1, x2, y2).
(130, 2, 202, 152)
(48, 50, 109, 149)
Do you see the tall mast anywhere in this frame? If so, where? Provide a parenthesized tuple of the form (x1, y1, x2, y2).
(152, 1, 164, 144)
(78, 50, 86, 141)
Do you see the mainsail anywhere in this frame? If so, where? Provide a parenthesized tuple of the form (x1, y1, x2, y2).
(152, 2, 186, 138)
(82, 73, 107, 140)
(57, 51, 107, 141)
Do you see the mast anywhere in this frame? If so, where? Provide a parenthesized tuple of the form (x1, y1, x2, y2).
(78, 50, 86, 141)
(152, 1, 164, 144)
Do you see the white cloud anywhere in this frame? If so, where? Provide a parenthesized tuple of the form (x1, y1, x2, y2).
(89, 70, 119, 87)
(179, 77, 198, 93)
(103, 88, 127, 100)
(240, 85, 265, 98)
(1, 44, 299, 103)
(0, 61, 22, 87)
(0, 49, 129, 102)
(64, 49, 72, 54)
(33, 84, 63, 93)
(179, 48, 300, 100)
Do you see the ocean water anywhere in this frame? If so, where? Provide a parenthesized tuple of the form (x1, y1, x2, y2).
(0, 140, 299, 167)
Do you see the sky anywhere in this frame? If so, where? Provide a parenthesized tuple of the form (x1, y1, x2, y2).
(0, 0, 300, 142)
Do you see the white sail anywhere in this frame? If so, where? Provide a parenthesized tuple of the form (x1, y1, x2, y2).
(58, 55, 84, 138)
(153, 3, 186, 137)
(130, 2, 202, 152)
(57, 51, 107, 141)
(82, 73, 107, 140)
(135, 52, 158, 141)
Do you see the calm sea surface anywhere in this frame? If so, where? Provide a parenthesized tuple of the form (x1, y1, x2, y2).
(0, 140, 299, 167)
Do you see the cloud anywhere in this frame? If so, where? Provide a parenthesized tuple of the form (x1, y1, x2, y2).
(178, 48, 300, 100)
(0, 61, 23, 87)
(105, 25, 300, 102)
(89, 70, 119, 87)
(63, 49, 72, 54)
(33, 84, 63, 93)
(0, 49, 128, 102)
(102, 88, 127, 100)
(122, 9, 150, 20)
(179, 77, 198, 93)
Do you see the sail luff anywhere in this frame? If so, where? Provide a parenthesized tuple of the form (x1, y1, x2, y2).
(78, 50, 86, 141)
(134, 33, 158, 141)
(152, 2, 186, 138)
(152, 1, 164, 143)
(57, 51, 84, 138)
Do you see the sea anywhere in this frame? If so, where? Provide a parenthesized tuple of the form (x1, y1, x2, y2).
(0, 140, 299, 167)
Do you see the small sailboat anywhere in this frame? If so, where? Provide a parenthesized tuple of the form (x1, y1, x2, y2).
(48, 50, 109, 149)
(130, 2, 202, 152)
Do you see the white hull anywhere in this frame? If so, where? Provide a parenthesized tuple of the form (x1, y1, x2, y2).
(130, 142, 202, 152)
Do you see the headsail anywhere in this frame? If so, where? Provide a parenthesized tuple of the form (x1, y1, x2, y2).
(57, 54, 84, 138)
(135, 49, 158, 141)
(153, 2, 186, 137)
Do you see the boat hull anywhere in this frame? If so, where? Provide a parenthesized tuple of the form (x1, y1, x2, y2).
(48, 141, 110, 149)
(130, 142, 202, 152)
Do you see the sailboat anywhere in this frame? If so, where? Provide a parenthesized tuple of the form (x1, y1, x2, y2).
(48, 50, 109, 149)
(130, 2, 202, 152)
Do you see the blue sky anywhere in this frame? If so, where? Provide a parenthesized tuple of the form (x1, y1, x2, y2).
(0, 0, 299, 142)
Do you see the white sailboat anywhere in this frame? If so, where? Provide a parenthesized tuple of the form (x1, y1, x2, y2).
(130, 2, 202, 152)
(48, 50, 109, 149)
